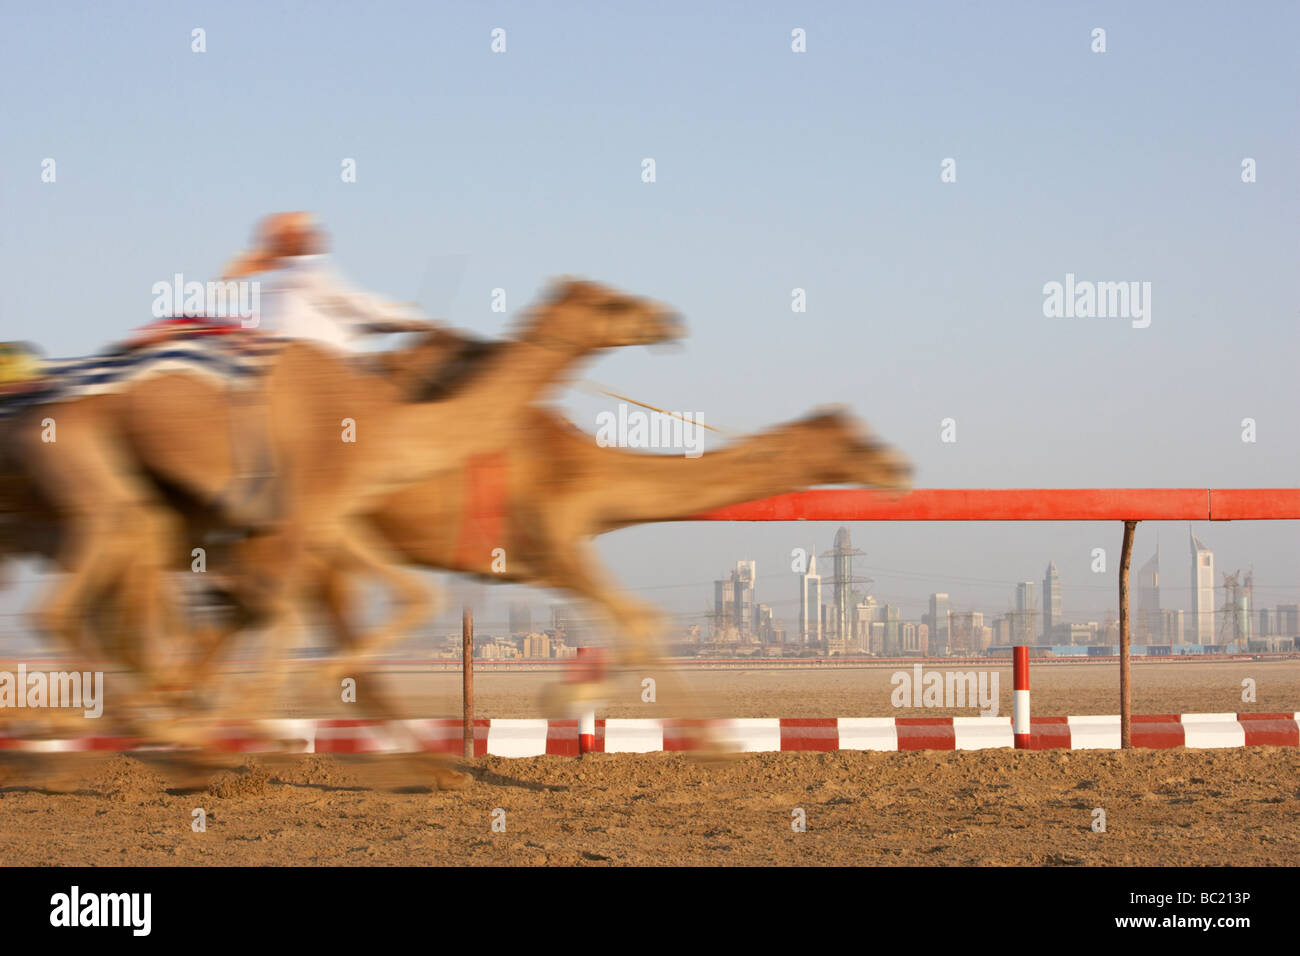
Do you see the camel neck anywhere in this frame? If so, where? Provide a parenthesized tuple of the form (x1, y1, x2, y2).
(591, 434, 804, 530)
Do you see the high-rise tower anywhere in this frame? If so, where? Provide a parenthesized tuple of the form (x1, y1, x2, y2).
(928, 593, 951, 655)
(821, 527, 869, 645)
(1042, 562, 1062, 640)
(799, 552, 822, 645)
(1136, 547, 1162, 643)
(1190, 528, 1215, 644)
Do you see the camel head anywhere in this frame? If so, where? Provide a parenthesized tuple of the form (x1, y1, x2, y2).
(783, 406, 913, 492)
(527, 278, 686, 352)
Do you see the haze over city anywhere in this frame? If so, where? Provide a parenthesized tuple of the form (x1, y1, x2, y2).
(2, 2, 1295, 643)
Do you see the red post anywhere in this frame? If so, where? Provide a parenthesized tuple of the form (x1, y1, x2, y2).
(576, 647, 596, 755)
(1119, 521, 1137, 749)
(462, 607, 474, 760)
(1012, 645, 1030, 748)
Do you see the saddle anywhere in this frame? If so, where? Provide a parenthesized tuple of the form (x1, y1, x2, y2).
(1, 318, 281, 527)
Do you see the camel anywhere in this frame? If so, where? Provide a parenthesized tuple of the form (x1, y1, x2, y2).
(4, 280, 682, 779)
(175, 326, 910, 711)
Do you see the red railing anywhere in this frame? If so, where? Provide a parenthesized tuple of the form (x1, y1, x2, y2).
(691, 488, 1300, 522)
(683, 487, 1300, 749)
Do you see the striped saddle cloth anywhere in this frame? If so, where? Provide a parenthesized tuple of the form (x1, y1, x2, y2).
(0, 318, 283, 417)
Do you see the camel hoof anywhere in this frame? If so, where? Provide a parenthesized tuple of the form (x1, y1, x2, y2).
(433, 768, 473, 791)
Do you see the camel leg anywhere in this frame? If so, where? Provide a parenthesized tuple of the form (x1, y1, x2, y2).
(539, 540, 667, 666)
(19, 424, 153, 676)
(319, 522, 442, 677)
(305, 530, 467, 790)
(537, 540, 728, 751)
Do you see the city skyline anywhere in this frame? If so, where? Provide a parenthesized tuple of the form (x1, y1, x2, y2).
(661, 523, 1298, 655)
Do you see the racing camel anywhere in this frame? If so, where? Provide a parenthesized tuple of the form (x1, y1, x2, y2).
(177, 326, 911, 713)
(3, 280, 682, 785)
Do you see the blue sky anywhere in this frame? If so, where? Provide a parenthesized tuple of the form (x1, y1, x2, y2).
(1, 1, 1296, 634)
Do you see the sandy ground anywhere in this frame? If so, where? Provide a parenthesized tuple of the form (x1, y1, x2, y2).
(0, 747, 1296, 866)
(381, 658, 1300, 720)
(0, 660, 1296, 866)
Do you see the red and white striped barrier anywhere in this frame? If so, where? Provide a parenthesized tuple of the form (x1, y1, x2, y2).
(1013, 645, 1030, 749)
(0, 713, 1296, 755)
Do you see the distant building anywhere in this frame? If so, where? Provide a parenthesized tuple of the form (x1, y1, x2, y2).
(853, 599, 877, 652)
(799, 552, 822, 645)
(950, 611, 984, 656)
(991, 615, 1012, 646)
(868, 622, 886, 656)
(1278, 604, 1300, 638)
(1014, 582, 1037, 644)
(1161, 609, 1185, 646)
(880, 604, 901, 656)
(733, 560, 756, 634)
(1042, 563, 1062, 639)
(928, 593, 951, 655)
(1066, 623, 1094, 645)
(521, 632, 551, 659)
(1136, 548, 1162, 642)
(1190, 530, 1215, 644)
(714, 579, 733, 629)
(1258, 608, 1274, 637)
(509, 603, 532, 637)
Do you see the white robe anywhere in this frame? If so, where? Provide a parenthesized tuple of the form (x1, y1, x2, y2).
(257, 255, 424, 351)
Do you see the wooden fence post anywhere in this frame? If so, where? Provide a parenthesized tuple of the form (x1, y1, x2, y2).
(462, 607, 474, 759)
(1119, 520, 1137, 749)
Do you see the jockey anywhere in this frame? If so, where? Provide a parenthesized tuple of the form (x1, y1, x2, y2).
(221, 211, 433, 350)
(216, 211, 434, 527)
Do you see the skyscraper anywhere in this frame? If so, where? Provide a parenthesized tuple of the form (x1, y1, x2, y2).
(1042, 562, 1062, 639)
(1277, 604, 1300, 638)
(1190, 529, 1215, 644)
(1136, 548, 1161, 643)
(822, 527, 866, 645)
(1015, 582, 1037, 644)
(714, 579, 734, 629)
(950, 611, 984, 655)
(799, 552, 822, 645)
(928, 593, 951, 656)
(509, 602, 532, 637)
(733, 560, 756, 635)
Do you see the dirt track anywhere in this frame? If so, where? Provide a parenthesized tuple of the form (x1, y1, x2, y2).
(0, 747, 1297, 866)
(1, 660, 1296, 866)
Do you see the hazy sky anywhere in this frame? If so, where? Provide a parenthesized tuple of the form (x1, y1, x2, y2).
(1, 2, 1296, 638)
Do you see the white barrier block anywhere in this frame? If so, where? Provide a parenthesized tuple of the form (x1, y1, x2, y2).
(486, 719, 550, 757)
(1180, 713, 1246, 749)
(953, 716, 1014, 750)
(836, 717, 898, 751)
(719, 718, 782, 752)
(23, 738, 87, 753)
(603, 719, 665, 753)
(1067, 715, 1122, 749)
(264, 718, 318, 753)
